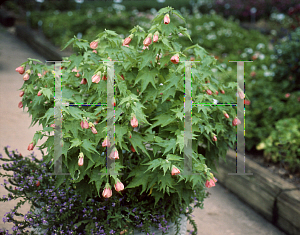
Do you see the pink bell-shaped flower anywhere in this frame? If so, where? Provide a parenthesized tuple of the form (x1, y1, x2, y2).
(171, 166, 180, 176)
(131, 115, 138, 128)
(16, 66, 25, 75)
(90, 40, 99, 49)
(114, 180, 124, 192)
(170, 54, 179, 64)
(102, 183, 112, 198)
(164, 14, 170, 24)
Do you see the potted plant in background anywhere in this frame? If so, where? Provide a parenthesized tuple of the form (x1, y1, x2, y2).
(1, 6, 240, 235)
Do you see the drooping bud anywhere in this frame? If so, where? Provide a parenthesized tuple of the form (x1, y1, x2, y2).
(143, 33, 152, 47)
(80, 78, 87, 84)
(223, 111, 229, 119)
(90, 40, 99, 49)
(23, 73, 30, 81)
(164, 14, 170, 24)
(170, 54, 179, 64)
(153, 31, 159, 43)
(114, 180, 124, 192)
(232, 117, 241, 126)
(37, 91, 42, 96)
(237, 87, 245, 99)
(109, 149, 119, 160)
(18, 101, 23, 108)
(16, 66, 25, 75)
(123, 34, 133, 47)
(171, 166, 180, 175)
(92, 73, 101, 84)
(78, 152, 84, 166)
(19, 91, 24, 97)
(102, 183, 112, 198)
(131, 115, 138, 128)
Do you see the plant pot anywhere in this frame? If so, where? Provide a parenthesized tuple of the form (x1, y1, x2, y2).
(30, 201, 187, 235)
(131, 214, 188, 235)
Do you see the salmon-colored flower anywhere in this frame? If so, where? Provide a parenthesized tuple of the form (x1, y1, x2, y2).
(212, 136, 217, 142)
(131, 116, 138, 128)
(102, 137, 111, 147)
(78, 153, 84, 166)
(102, 184, 112, 198)
(206, 89, 212, 95)
(80, 120, 89, 129)
(285, 93, 290, 98)
(19, 91, 24, 97)
(37, 91, 42, 96)
(92, 74, 101, 83)
(90, 40, 98, 49)
(91, 126, 97, 134)
(171, 166, 180, 176)
(164, 14, 170, 24)
(123, 34, 133, 47)
(143, 34, 152, 47)
(38, 73, 42, 78)
(245, 99, 251, 105)
(18, 101, 23, 108)
(237, 87, 245, 99)
(232, 117, 241, 126)
(80, 78, 87, 84)
(170, 54, 179, 64)
(223, 111, 229, 119)
(153, 31, 159, 43)
(114, 181, 124, 192)
(109, 149, 119, 160)
(205, 177, 217, 188)
(23, 73, 30, 81)
(27, 142, 35, 151)
(16, 66, 25, 74)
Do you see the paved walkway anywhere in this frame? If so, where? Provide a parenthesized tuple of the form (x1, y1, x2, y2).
(0, 25, 287, 235)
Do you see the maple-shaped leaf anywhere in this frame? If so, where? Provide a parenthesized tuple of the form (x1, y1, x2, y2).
(142, 158, 163, 173)
(155, 138, 176, 156)
(82, 139, 99, 155)
(68, 54, 83, 70)
(130, 132, 151, 159)
(164, 73, 182, 90)
(134, 68, 157, 92)
(162, 37, 173, 50)
(157, 174, 176, 194)
(69, 138, 82, 150)
(115, 124, 128, 149)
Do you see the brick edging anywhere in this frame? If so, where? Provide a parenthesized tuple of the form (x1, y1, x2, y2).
(215, 149, 300, 235)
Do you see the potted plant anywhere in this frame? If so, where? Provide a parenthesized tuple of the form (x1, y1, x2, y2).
(3, 6, 240, 235)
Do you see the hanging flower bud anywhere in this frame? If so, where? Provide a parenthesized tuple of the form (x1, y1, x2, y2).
(206, 89, 212, 95)
(121, 74, 125, 80)
(91, 126, 97, 134)
(114, 180, 124, 192)
(92, 73, 101, 83)
(131, 115, 138, 128)
(80, 120, 89, 129)
(23, 73, 30, 81)
(171, 166, 180, 176)
(143, 33, 152, 47)
(16, 66, 25, 74)
(237, 87, 245, 99)
(102, 183, 112, 198)
(18, 101, 23, 108)
(232, 117, 241, 126)
(19, 91, 24, 97)
(93, 50, 97, 53)
(245, 99, 251, 105)
(102, 137, 111, 147)
(164, 14, 170, 24)
(205, 178, 217, 188)
(223, 111, 229, 119)
(78, 152, 84, 166)
(72, 68, 80, 77)
(90, 40, 99, 49)
(128, 131, 132, 139)
(80, 78, 87, 84)
(153, 31, 159, 43)
(122, 34, 133, 47)
(37, 91, 42, 96)
(170, 54, 179, 64)
(27, 142, 35, 151)
(212, 135, 217, 142)
(109, 149, 119, 160)
(131, 145, 135, 152)
(220, 89, 225, 94)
